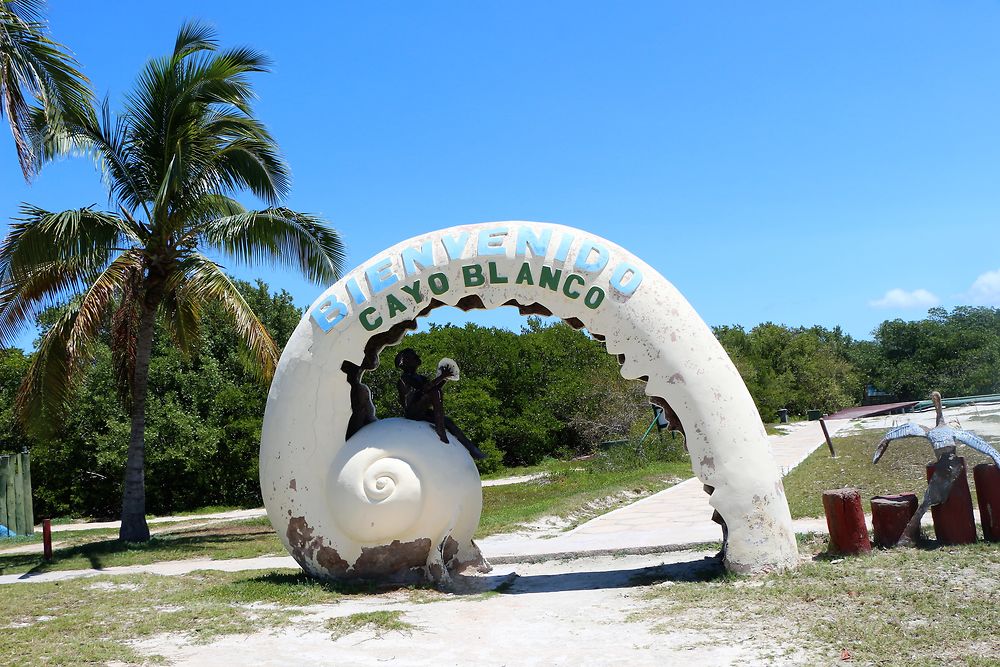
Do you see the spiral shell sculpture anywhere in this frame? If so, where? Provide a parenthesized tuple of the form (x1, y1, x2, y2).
(261, 221, 800, 582)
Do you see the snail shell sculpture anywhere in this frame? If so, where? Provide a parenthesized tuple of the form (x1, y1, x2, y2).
(261, 221, 799, 583)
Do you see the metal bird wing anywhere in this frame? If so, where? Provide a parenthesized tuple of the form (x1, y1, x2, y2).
(873, 422, 929, 464)
(953, 430, 1000, 468)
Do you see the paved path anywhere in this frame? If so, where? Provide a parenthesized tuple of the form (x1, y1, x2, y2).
(478, 420, 851, 558)
(45, 507, 268, 534)
(26, 473, 546, 537)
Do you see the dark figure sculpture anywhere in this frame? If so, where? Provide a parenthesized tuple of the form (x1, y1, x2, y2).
(395, 348, 486, 460)
(873, 391, 1000, 546)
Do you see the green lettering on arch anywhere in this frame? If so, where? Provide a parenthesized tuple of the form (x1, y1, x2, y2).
(360, 307, 383, 330)
(386, 294, 408, 318)
(563, 273, 584, 299)
(539, 265, 562, 291)
(515, 262, 534, 286)
(463, 264, 485, 287)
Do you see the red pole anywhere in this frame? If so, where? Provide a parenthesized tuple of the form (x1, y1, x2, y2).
(822, 488, 871, 555)
(42, 518, 52, 561)
(871, 493, 918, 548)
(926, 457, 977, 545)
(973, 463, 1000, 542)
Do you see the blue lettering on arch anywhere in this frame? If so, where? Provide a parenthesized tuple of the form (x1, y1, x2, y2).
(554, 233, 574, 263)
(345, 276, 367, 305)
(515, 226, 552, 258)
(365, 257, 399, 295)
(401, 240, 435, 277)
(311, 297, 349, 332)
(441, 231, 471, 261)
(574, 240, 610, 273)
(477, 227, 509, 256)
(610, 262, 643, 297)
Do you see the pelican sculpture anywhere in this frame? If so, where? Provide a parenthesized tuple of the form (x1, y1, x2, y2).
(873, 391, 1000, 545)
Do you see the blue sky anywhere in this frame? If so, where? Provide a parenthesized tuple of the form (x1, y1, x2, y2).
(4, 2, 1000, 349)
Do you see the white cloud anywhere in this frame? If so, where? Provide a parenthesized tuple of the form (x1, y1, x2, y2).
(967, 269, 1000, 306)
(869, 288, 940, 309)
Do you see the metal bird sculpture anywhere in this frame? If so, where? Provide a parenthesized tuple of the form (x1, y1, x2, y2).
(873, 391, 1000, 545)
(873, 392, 1000, 467)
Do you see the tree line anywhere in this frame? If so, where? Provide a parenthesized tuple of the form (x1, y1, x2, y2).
(3, 280, 1000, 519)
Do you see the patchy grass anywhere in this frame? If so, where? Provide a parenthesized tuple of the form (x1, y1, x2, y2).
(632, 536, 1000, 666)
(478, 454, 691, 537)
(0, 569, 327, 665)
(0, 518, 282, 576)
(0, 566, 437, 664)
(782, 428, 996, 518)
(325, 610, 416, 639)
(479, 457, 570, 480)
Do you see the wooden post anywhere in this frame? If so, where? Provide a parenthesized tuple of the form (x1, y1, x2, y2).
(0, 456, 9, 534)
(870, 494, 918, 548)
(973, 463, 1000, 542)
(926, 457, 977, 545)
(13, 453, 25, 536)
(819, 418, 835, 457)
(42, 519, 53, 560)
(3, 456, 14, 535)
(822, 488, 871, 554)
(20, 452, 33, 535)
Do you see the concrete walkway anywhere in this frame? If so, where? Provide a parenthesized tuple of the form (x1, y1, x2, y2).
(478, 419, 851, 558)
(29, 472, 548, 536)
(46, 507, 268, 534)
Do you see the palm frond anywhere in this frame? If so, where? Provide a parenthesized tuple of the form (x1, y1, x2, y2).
(123, 23, 282, 218)
(160, 279, 201, 359)
(0, 205, 139, 279)
(0, 206, 140, 345)
(14, 301, 91, 433)
(65, 250, 143, 357)
(173, 20, 218, 59)
(0, 3, 93, 179)
(173, 253, 279, 381)
(110, 259, 142, 408)
(6, 1, 45, 24)
(0, 252, 109, 344)
(200, 208, 345, 285)
(34, 99, 150, 217)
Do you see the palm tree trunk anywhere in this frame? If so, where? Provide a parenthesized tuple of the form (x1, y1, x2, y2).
(118, 289, 160, 542)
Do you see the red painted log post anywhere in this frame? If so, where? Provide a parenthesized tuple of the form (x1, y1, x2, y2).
(925, 457, 977, 545)
(822, 488, 871, 555)
(973, 463, 1000, 542)
(42, 518, 52, 561)
(870, 494, 918, 548)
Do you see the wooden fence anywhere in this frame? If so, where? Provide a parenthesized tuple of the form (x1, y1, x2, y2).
(0, 452, 34, 537)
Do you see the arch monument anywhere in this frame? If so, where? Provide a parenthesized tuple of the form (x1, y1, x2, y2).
(260, 221, 799, 584)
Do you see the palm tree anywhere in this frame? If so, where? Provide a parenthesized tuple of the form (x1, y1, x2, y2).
(0, 22, 345, 541)
(1, 0, 92, 179)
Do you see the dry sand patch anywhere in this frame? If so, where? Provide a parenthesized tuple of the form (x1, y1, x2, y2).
(130, 550, 802, 666)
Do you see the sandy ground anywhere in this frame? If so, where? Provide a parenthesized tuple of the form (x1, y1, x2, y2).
(130, 550, 798, 667)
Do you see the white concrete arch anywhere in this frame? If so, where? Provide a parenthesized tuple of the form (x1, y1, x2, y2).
(260, 222, 798, 582)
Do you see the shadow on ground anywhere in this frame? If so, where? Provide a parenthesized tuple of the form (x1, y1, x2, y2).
(2, 524, 279, 578)
(456, 556, 725, 595)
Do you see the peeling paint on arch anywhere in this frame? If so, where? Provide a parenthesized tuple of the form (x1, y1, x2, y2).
(260, 221, 799, 581)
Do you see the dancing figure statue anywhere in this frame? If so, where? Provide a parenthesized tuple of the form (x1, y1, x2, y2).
(873, 391, 1000, 545)
(395, 348, 486, 460)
